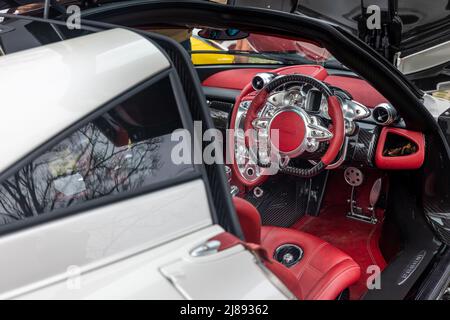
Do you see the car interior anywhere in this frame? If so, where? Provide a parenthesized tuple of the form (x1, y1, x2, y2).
(129, 22, 441, 300)
(0, 1, 446, 300)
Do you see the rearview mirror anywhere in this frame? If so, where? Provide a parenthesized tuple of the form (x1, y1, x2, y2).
(197, 28, 249, 41)
(229, 0, 298, 13)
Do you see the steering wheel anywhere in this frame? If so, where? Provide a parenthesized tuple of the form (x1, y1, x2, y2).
(229, 74, 345, 188)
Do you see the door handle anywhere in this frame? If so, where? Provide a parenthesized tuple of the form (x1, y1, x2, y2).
(190, 240, 221, 257)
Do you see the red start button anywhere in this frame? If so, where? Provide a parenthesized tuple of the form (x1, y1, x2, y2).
(269, 111, 306, 153)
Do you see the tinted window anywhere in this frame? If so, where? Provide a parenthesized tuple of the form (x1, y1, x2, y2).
(0, 18, 94, 55)
(0, 76, 193, 226)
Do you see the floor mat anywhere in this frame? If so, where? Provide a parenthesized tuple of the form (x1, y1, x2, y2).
(293, 204, 387, 300)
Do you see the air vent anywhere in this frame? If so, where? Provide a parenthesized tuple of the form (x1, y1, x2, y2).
(252, 72, 276, 90)
(373, 103, 397, 125)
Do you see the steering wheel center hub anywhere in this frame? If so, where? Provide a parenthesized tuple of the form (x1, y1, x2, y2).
(269, 110, 306, 155)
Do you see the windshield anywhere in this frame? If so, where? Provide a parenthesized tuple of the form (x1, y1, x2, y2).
(190, 29, 344, 68)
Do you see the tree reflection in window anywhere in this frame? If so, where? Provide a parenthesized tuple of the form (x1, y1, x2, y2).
(0, 76, 191, 226)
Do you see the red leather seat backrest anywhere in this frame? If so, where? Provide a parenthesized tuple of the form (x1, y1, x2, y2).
(232, 197, 262, 244)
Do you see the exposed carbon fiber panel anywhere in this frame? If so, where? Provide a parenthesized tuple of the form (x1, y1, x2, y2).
(347, 122, 380, 166)
(422, 137, 450, 245)
(210, 108, 229, 130)
(245, 172, 328, 227)
(437, 108, 450, 148)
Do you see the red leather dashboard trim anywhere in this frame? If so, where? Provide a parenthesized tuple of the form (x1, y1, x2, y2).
(324, 75, 387, 108)
(202, 68, 387, 107)
(375, 127, 425, 170)
(202, 68, 270, 90)
(202, 65, 328, 90)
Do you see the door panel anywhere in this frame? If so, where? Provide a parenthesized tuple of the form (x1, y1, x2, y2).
(8, 225, 287, 300)
(161, 245, 288, 300)
(0, 179, 212, 298)
(12, 225, 222, 299)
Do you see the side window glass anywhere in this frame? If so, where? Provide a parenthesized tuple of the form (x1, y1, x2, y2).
(0, 76, 193, 226)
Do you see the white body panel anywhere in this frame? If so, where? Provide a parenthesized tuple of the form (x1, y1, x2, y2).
(161, 245, 287, 300)
(0, 179, 211, 298)
(0, 177, 287, 300)
(0, 28, 169, 172)
(11, 226, 286, 300)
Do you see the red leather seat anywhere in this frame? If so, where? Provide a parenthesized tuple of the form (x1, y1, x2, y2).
(233, 197, 361, 300)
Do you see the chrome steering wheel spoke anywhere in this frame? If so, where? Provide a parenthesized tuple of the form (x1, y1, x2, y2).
(306, 122, 333, 142)
(252, 117, 272, 129)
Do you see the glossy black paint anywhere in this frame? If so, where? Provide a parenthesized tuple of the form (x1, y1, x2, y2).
(297, 0, 450, 54)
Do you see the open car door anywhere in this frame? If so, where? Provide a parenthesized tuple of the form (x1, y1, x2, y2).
(0, 21, 291, 300)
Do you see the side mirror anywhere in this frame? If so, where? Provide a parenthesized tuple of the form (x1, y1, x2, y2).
(197, 28, 249, 41)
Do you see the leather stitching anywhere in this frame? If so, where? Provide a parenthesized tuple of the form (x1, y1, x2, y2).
(296, 242, 328, 281)
(308, 262, 360, 300)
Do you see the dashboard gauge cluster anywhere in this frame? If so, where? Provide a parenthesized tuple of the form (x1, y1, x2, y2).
(305, 89, 323, 113)
(282, 89, 304, 107)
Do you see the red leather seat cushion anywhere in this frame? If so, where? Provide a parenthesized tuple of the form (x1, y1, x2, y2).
(261, 226, 361, 300)
(233, 197, 262, 244)
(232, 197, 361, 300)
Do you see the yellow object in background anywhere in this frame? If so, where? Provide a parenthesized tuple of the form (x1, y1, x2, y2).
(433, 90, 450, 101)
(190, 36, 235, 65)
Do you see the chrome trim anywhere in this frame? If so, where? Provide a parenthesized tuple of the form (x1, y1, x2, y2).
(235, 100, 262, 183)
(230, 185, 240, 197)
(233, 82, 354, 180)
(344, 167, 364, 187)
(326, 137, 349, 170)
(372, 103, 397, 126)
(274, 244, 304, 268)
(397, 250, 427, 285)
(252, 72, 276, 90)
(225, 165, 232, 183)
(396, 40, 450, 75)
(342, 99, 371, 121)
(190, 240, 221, 257)
(253, 186, 264, 198)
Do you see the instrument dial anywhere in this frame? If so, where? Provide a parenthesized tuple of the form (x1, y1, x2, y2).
(283, 90, 304, 107)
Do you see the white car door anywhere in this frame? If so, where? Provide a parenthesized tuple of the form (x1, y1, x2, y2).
(0, 28, 289, 300)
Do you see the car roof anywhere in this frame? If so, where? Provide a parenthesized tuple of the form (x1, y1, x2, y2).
(0, 28, 170, 173)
